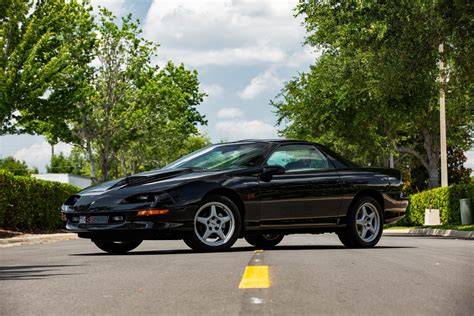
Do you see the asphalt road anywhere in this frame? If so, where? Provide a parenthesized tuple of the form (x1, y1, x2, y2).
(1, 234, 473, 315)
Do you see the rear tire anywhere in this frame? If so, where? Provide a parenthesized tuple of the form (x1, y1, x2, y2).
(183, 195, 241, 252)
(245, 234, 284, 249)
(92, 239, 142, 254)
(338, 196, 383, 248)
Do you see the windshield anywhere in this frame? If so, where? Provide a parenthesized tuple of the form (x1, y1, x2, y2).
(163, 143, 270, 171)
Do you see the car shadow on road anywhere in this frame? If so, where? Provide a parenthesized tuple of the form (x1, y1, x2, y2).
(0, 264, 83, 281)
(70, 244, 416, 256)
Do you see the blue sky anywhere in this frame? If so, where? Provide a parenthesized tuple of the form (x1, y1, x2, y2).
(0, 0, 472, 173)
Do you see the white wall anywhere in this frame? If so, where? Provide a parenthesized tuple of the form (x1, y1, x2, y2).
(32, 173, 92, 189)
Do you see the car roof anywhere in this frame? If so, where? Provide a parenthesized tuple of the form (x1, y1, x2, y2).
(221, 139, 313, 145)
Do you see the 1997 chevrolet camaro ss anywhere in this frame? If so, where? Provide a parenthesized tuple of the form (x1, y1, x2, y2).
(61, 139, 408, 254)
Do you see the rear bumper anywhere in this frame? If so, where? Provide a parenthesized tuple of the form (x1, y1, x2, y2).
(383, 193, 409, 223)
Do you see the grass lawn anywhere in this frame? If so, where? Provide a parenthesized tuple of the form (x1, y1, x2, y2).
(385, 224, 474, 232)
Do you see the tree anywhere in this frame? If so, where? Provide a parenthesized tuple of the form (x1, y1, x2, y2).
(0, 156, 36, 175)
(46, 149, 89, 175)
(2, 3, 207, 182)
(67, 147, 90, 176)
(274, 0, 473, 188)
(447, 146, 472, 185)
(0, 0, 95, 137)
(114, 134, 211, 176)
(46, 153, 74, 174)
(70, 8, 206, 182)
(274, 54, 396, 167)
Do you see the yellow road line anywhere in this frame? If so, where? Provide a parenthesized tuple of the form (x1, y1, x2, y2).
(238, 265, 270, 289)
(254, 249, 264, 253)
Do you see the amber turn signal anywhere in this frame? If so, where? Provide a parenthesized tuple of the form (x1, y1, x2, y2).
(137, 209, 169, 216)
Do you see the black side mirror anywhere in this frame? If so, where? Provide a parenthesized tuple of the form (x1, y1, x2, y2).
(261, 165, 285, 181)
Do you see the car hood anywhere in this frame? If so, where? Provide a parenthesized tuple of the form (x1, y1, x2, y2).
(78, 168, 230, 196)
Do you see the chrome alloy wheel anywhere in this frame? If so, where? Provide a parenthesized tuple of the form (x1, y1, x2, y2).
(355, 202, 380, 242)
(194, 202, 235, 247)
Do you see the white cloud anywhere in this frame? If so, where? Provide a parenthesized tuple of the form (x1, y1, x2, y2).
(14, 141, 72, 173)
(144, 0, 309, 67)
(90, 0, 125, 16)
(216, 107, 244, 119)
(155, 46, 287, 67)
(201, 83, 224, 98)
(215, 119, 278, 140)
(239, 70, 283, 100)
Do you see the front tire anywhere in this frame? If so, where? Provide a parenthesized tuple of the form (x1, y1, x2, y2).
(338, 197, 383, 248)
(183, 195, 242, 252)
(92, 239, 142, 254)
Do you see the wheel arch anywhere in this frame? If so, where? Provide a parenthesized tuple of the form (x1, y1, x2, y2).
(202, 188, 246, 221)
(348, 189, 385, 213)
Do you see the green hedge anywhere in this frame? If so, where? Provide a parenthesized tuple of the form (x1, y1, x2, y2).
(405, 184, 474, 226)
(0, 170, 80, 230)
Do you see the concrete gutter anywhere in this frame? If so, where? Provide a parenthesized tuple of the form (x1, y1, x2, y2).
(384, 228, 473, 240)
(0, 233, 78, 247)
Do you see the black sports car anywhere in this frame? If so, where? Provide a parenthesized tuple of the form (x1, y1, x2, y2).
(62, 139, 407, 254)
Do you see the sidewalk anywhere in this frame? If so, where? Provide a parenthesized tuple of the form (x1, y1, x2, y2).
(383, 228, 473, 239)
(0, 233, 78, 247)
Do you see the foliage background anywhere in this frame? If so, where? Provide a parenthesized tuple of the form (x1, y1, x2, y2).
(404, 184, 474, 226)
(0, 170, 79, 230)
(274, 0, 473, 190)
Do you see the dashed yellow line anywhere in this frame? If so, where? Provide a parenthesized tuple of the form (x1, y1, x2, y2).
(254, 249, 264, 253)
(238, 265, 270, 289)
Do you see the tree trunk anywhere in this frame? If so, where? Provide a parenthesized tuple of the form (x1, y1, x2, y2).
(100, 150, 109, 183)
(77, 102, 97, 183)
(422, 128, 440, 188)
(396, 127, 440, 188)
(84, 139, 97, 183)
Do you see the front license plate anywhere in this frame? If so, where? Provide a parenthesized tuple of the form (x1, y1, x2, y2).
(79, 216, 108, 224)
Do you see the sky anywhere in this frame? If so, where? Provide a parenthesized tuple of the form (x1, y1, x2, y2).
(0, 0, 472, 173)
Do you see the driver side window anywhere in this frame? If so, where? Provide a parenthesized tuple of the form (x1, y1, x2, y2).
(266, 145, 331, 172)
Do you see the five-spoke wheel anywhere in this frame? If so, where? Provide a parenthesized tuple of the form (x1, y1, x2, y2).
(355, 202, 380, 243)
(195, 202, 235, 246)
(338, 197, 383, 248)
(184, 195, 241, 252)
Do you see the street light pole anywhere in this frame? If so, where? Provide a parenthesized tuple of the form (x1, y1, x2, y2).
(439, 43, 448, 187)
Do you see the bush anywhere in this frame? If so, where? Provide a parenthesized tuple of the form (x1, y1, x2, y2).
(0, 170, 80, 230)
(405, 184, 474, 225)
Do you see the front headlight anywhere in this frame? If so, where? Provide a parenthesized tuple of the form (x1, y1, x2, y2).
(61, 205, 74, 212)
(121, 193, 158, 204)
(121, 193, 174, 206)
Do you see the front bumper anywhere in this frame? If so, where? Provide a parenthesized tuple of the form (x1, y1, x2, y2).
(65, 219, 184, 232)
(62, 210, 190, 240)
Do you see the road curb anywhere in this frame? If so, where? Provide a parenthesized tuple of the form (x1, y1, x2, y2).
(384, 228, 473, 240)
(0, 233, 78, 247)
